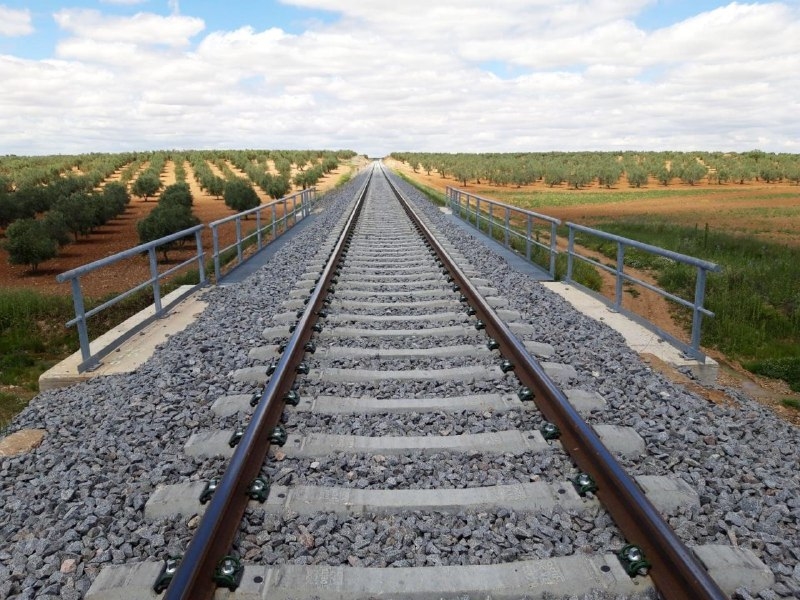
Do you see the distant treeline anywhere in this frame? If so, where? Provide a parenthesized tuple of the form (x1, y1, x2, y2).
(390, 150, 800, 189)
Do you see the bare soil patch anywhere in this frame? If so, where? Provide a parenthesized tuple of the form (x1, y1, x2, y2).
(0, 157, 364, 299)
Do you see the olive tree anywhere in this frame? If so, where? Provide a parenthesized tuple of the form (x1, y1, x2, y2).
(223, 178, 260, 213)
(3, 218, 57, 271)
(132, 171, 162, 201)
(136, 204, 200, 261)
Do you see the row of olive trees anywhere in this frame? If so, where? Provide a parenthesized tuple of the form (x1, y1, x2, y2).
(393, 150, 800, 189)
(3, 182, 130, 271)
(136, 182, 199, 260)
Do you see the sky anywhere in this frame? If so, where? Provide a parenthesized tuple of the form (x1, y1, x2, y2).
(0, 1, 798, 157)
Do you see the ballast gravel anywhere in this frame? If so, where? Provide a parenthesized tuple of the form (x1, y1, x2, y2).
(259, 450, 573, 490)
(0, 165, 796, 600)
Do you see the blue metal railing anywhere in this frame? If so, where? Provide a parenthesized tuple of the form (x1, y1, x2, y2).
(565, 222, 721, 360)
(209, 188, 314, 281)
(57, 188, 318, 372)
(56, 225, 206, 372)
(446, 186, 560, 277)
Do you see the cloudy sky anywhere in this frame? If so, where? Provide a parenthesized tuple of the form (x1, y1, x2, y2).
(1, 1, 798, 157)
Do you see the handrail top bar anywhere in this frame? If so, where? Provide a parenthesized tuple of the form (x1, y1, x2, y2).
(208, 188, 313, 229)
(55, 224, 205, 283)
(566, 221, 722, 272)
(447, 186, 561, 226)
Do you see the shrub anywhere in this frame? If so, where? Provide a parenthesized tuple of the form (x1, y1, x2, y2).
(223, 178, 260, 213)
(3, 218, 57, 271)
(159, 182, 193, 208)
(137, 204, 200, 260)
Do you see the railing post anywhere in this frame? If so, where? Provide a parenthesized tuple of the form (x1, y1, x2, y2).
(271, 204, 277, 239)
(475, 197, 480, 230)
(567, 227, 575, 281)
(256, 209, 263, 251)
(69, 278, 91, 363)
(195, 230, 206, 284)
(614, 243, 625, 310)
(526, 216, 532, 261)
(235, 218, 243, 266)
(549, 222, 558, 277)
(504, 207, 510, 248)
(488, 203, 494, 238)
(292, 196, 298, 225)
(691, 267, 708, 354)
(148, 247, 163, 314)
(212, 225, 221, 282)
(282, 199, 288, 232)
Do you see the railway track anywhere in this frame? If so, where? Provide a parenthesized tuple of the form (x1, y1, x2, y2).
(84, 164, 774, 599)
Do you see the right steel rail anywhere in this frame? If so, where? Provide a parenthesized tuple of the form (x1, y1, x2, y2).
(383, 166, 728, 600)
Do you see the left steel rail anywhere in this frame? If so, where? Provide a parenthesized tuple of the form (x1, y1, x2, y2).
(163, 170, 373, 600)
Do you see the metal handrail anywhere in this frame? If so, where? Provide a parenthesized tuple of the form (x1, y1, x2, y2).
(565, 222, 721, 360)
(208, 188, 315, 281)
(446, 186, 560, 277)
(55, 225, 206, 372)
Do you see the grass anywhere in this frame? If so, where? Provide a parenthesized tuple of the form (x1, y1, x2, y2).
(396, 172, 447, 206)
(781, 398, 800, 411)
(0, 266, 208, 430)
(576, 218, 800, 389)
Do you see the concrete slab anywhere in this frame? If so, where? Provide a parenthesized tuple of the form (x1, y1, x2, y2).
(184, 430, 234, 458)
(318, 325, 480, 339)
(145, 481, 206, 520)
(306, 365, 504, 383)
(542, 281, 718, 383)
(693, 545, 775, 596)
(313, 344, 493, 361)
(565, 389, 608, 414)
(285, 479, 592, 514)
(635, 475, 700, 513)
(39, 286, 208, 391)
(211, 393, 256, 417)
(541, 362, 578, 384)
(524, 340, 556, 358)
(593, 424, 646, 457)
(326, 311, 465, 324)
(86, 554, 645, 600)
(283, 430, 550, 457)
(294, 393, 526, 414)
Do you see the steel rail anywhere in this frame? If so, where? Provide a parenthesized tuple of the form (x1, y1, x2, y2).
(163, 169, 373, 600)
(382, 166, 728, 600)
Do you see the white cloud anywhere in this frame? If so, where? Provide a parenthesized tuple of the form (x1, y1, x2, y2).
(99, 0, 148, 5)
(0, 5, 33, 36)
(53, 8, 204, 47)
(0, 2, 798, 155)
